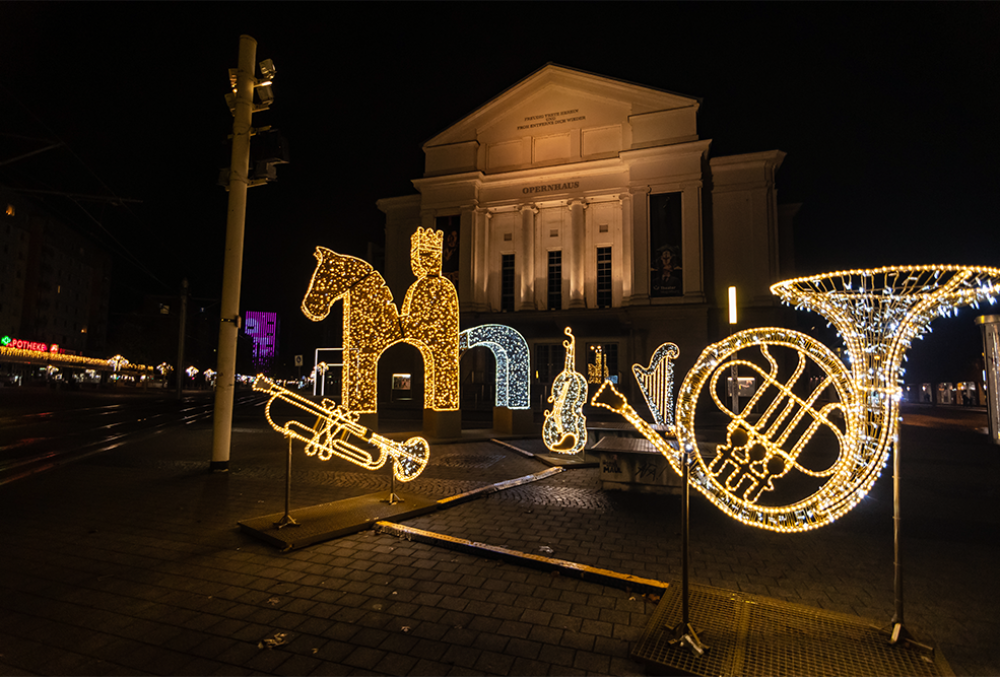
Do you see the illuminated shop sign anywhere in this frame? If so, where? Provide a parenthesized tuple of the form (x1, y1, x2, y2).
(0, 336, 65, 353)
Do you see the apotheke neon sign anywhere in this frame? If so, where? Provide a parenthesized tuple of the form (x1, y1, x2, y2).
(0, 336, 65, 354)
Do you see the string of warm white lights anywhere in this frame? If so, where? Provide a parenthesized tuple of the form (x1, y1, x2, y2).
(542, 327, 588, 454)
(253, 375, 430, 482)
(301, 228, 460, 413)
(0, 345, 153, 372)
(587, 346, 609, 384)
(668, 264, 1000, 533)
(459, 324, 531, 409)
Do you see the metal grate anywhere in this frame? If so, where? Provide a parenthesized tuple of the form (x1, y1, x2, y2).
(633, 584, 951, 677)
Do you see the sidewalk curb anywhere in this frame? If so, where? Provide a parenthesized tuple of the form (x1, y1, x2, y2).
(436, 466, 565, 507)
(374, 521, 670, 596)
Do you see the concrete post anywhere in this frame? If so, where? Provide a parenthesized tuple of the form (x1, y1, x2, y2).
(211, 34, 257, 471)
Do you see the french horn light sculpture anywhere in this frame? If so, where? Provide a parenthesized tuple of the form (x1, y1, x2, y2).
(597, 265, 1000, 533)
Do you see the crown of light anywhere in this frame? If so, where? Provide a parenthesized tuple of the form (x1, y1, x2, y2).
(411, 227, 444, 251)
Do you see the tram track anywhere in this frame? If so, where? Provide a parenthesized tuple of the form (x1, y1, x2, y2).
(0, 391, 264, 485)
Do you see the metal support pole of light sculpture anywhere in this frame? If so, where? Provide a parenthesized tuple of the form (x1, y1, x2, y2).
(594, 344, 708, 655)
(274, 433, 299, 529)
(729, 286, 740, 417)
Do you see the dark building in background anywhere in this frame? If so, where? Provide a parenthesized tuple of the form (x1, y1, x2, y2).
(244, 311, 279, 374)
(0, 188, 111, 355)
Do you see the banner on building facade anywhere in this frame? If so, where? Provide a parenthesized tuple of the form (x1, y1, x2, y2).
(649, 192, 683, 297)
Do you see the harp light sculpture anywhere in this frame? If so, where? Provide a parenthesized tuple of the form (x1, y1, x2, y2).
(595, 265, 1000, 534)
(632, 342, 680, 430)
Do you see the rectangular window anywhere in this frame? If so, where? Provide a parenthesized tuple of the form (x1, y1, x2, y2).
(649, 192, 683, 297)
(596, 247, 612, 308)
(547, 250, 562, 310)
(535, 343, 566, 384)
(501, 254, 515, 312)
(435, 215, 461, 289)
(587, 342, 619, 384)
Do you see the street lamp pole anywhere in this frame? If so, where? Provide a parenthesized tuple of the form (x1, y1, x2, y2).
(729, 286, 739, 415)
(210, 35, 256, 471)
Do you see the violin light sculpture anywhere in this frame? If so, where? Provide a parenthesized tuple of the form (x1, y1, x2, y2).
(542, 327, 588, 454)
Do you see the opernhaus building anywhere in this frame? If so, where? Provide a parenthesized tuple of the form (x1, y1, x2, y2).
(377, 64, 798, 411)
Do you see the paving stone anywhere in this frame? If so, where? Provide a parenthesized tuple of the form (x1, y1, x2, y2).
(1, 405, 994, 677)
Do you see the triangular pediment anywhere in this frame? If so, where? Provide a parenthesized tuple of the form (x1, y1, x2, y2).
(422, 64, 701, 176)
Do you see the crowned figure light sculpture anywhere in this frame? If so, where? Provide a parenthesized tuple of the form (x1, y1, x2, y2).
(301, 228, 459, 414)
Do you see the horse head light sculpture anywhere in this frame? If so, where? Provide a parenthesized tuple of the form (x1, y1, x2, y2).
(301, 229, 460, 414)
(594, 264, 1000, 533)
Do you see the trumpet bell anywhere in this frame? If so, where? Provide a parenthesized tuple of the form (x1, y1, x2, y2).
(394, 437, 430, 482)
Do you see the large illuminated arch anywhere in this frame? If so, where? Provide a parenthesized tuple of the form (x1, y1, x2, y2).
(459, 324, 530, 409)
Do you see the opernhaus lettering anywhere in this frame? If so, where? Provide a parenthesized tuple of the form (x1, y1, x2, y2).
(522, 181, 579, 195)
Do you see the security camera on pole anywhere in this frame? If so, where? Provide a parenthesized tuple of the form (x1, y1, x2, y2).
(210, 35, 280, 471)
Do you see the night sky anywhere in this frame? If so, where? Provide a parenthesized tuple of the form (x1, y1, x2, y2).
(2, 3, 997, 376)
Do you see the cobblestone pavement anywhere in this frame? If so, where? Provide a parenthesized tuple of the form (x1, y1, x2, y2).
(0, 400, 997, 675)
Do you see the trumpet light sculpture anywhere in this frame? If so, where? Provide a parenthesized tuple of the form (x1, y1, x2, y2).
(254, 375, 429, 482)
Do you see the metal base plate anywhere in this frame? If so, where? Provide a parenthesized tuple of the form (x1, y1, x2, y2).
(238, 491, 438, 551)
(632, 584, 952, 677)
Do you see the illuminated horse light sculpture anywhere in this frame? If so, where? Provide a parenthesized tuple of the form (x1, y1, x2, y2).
(302, 228, 459, 414)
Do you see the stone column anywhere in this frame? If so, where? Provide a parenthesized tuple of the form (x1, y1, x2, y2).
(517, 204, 537, 311)
(630, 187, 650, 303)
(619, 192, 634, 305)
(680, 182, 705, 302)
(568, 199, 587, 309)
(458, 203, 476, 305)
(470, 207, 490, 312)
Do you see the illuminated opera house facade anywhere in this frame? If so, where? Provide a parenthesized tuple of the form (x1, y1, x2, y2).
(377, 64, 798, 408)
